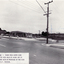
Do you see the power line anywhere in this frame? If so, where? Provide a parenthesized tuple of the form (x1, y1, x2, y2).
(18, 0, 38, 12)
(9, 0, 42, 14)
(36, 0, 46, 13)
(18, 0, 37, 7)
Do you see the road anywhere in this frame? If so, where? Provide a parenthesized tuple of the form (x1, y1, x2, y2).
(0, 38, 64, 64)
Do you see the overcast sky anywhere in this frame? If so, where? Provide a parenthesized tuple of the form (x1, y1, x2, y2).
(0, 0, 64, 34)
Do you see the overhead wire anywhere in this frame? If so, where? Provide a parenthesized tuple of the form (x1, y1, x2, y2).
(9, 0, 43, 14)
(18, 0, 38, 11)
(52, 2, 64, 29)
(36, 0, 46, 13)
(49, 1, 64, 33)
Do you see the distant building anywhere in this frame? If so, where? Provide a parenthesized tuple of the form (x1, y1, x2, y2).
(49, 33, 64, 40)
(11, 31, 32, 37)
(25, 33, 32, 38)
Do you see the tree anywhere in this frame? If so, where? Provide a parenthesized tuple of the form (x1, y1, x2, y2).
(42, 31, 48, 37)
(0, 28, 2, 31)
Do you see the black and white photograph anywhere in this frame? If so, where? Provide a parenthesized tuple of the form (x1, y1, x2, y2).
(0, 0, 64, 64)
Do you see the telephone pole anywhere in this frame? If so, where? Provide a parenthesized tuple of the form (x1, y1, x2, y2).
(44, 0, 53, 44)
(36, 0, 53, 44)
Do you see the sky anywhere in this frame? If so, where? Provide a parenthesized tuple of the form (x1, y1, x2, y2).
(0, 0, 64, 34)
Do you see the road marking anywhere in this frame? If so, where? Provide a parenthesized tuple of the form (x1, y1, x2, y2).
(0, 44, 6, 47)
(41, 43, 46, 45)
(33, 54, 36, 57)
(41, 43, 51, 46)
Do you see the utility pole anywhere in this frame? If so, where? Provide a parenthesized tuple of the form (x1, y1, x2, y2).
(44, 0, 53, 44)
(39, 30, 40, 34)
(36, 0, 53, 44)
(39, 30, 40, 37)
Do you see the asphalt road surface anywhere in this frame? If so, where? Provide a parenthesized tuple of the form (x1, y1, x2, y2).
(0, 38, 64, 64)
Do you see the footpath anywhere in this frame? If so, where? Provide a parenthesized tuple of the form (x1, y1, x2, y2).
(42, 43, 64, 49)
(36, 38, 64, 49)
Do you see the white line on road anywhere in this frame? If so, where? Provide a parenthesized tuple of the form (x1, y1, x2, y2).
(0, 44, 6, 47)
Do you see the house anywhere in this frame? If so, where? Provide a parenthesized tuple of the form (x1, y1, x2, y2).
(11, 31, 32, 37)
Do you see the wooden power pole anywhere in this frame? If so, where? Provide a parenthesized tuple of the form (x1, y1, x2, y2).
(44, 0, 53, 44)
